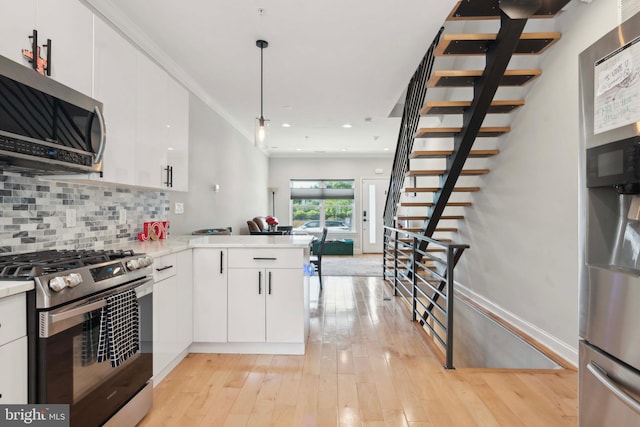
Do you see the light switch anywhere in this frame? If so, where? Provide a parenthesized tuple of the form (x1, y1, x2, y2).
(175, 202, 184, 214)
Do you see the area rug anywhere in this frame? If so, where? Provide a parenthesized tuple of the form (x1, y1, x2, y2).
(321, 254, 383, 276)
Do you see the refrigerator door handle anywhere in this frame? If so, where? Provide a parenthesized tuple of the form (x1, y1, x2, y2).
(588, 361, 640, 414)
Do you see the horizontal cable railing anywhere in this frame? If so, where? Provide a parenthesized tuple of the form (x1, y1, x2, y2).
(383, 225, 468, 369)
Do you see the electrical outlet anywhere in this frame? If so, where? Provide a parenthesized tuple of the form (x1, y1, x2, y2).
(175, 202, 184, 214)
(119, 209, 127, 225)
(66, 209, 76, 227)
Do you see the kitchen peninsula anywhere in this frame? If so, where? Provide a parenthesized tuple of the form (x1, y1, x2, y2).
(128, 234, 314, 383)
(190, 234, 314, 354)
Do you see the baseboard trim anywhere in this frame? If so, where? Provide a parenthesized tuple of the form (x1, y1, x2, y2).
(454, 283, 578, 368)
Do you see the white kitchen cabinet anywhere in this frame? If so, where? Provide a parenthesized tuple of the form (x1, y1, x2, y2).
(0, 0, 36, 65)
(164, 76, 189, 192)
(193, 248, 227, 343)
(152, 250, 192, 383)
(227, 248, 304, 344)
(36, 0, 93, 95)
(227, 267, 303, 343)
(135, 54, 189, 191)
(93, 17, 137, 186)
(0, 0, 92, 95)
(175, 249, 193, 351)
(0, 293, 28, 404)
(0, 336, 28, 404)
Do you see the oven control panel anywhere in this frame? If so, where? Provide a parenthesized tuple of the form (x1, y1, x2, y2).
(90, 262, 126, 282)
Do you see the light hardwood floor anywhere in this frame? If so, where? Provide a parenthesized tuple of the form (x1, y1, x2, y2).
(139, 276, 577, 426)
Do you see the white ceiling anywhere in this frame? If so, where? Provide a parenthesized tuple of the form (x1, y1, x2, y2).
(85, 0, 458, 157)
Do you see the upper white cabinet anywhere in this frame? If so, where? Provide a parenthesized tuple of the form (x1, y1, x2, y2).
(0, 1, 36, 65)
(135, 55, 189, 191)
(93, 17, 137, 186)
(0, 0, 93, 95)
(36, 0, 93, 95)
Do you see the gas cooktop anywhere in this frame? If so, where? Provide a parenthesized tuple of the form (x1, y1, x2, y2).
(0, 249, 142, 279)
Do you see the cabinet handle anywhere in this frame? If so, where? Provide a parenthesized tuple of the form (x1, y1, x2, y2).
(164, 165, 173, 188)
(220, 251, 224, 274)
(258, 271, 262, 294)
(268, 271, 272, 294)
(155, 265, 173, 272)
(253, 257, 277, 261)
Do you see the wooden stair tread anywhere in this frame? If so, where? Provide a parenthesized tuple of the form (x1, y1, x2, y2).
(403, 227, 458, 233)
(427, 69, 541, 88)
(434, 32, 561, 56)
(415, 126, 510, 138)
(407, 169, 490, 176)
(447, 0, 571, 20)
(397, 215, 465, 220)
(399, 201, 472, 207)
(410, 149, 499, 159)
(421, 100, 524, 115)
(405, 186, 480, 192)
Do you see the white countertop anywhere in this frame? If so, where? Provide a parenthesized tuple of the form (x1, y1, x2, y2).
(0, 280, 34, 299)
(189, 234, 315, 248)
(0, 234, 314, 298)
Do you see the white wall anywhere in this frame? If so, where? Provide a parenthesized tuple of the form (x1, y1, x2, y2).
(268, 156, 392, 252)
(454, 0, 618, 365)
(168, 95, 269, 235)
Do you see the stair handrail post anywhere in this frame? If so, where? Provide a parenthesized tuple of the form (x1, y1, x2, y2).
(445, 245, 456, 369)
(394, 228, 399, 296)
(412, 236, 418, 322)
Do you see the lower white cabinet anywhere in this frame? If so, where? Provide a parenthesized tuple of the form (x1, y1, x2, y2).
(227, 268, 303, 343)
(152, 250, 192, 382)
(0, 336, 28, 404)
(227, 248, 304, 345)
(193, 248, 227, 342)
(191, 245, 310, 355)
(0, 293, 28, 404)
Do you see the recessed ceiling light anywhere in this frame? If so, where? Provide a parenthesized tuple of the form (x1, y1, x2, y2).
(282, 123, 291, 128)
(295, 148, 302, 151)
(383, 148, 390, 151)
(342, 123, 352, 128)
(341, 148, 347, 151)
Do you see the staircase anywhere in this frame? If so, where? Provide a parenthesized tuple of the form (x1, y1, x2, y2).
(382, 0, 570, 368)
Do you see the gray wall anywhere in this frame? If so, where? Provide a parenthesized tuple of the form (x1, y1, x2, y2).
(454, 0, 618, 365)
(268, 156, 392, 252)
(168, 95, 269, 235)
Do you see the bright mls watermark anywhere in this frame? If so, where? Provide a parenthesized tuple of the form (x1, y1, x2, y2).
(0, 405, 69, 427)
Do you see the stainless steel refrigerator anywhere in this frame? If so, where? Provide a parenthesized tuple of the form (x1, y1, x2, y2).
(579, 10, 640, 427)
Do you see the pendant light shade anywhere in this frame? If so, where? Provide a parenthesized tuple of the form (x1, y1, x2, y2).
(255, 39, 269, 149)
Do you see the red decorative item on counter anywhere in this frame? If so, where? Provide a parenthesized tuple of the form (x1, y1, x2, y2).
(265, 216, 278, 226)
(137, 221, 169, 241)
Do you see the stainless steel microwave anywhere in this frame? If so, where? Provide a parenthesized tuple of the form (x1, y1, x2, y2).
(0, 54, 105, 174)
(586, 137, 640, 190)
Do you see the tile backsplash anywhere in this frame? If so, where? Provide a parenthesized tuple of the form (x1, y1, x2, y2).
(0, 170, 169, 254)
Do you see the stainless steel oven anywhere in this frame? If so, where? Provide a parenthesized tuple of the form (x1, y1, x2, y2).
(35, 278, 153, 426)
(0, 249, 154, 427)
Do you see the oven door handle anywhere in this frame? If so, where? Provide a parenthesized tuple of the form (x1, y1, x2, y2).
(40, 278, 153, 337)
(49, 299, 106, 324)
(587, 361, 640, 415)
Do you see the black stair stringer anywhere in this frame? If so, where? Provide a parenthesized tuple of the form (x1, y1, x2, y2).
(419, 12, 530, 255)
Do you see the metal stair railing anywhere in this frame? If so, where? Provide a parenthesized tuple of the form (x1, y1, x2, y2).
(384, 225, 469, 369)
(382, 27, 444, 252)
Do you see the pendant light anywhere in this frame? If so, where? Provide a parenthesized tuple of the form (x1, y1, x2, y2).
(255, 39, 269, 148)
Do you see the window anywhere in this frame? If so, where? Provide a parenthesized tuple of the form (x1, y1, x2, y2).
(290, 180, 354, 233)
